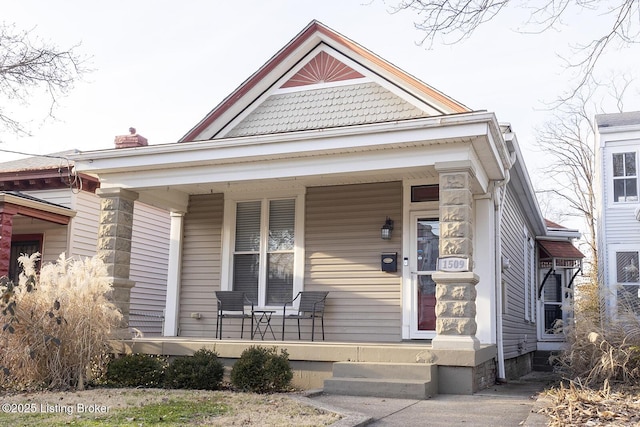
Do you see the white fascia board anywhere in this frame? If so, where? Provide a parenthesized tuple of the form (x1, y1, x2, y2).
(73, 113, 500, 173)
(97, 143, 475, 190)
(598, 124, 640, 135)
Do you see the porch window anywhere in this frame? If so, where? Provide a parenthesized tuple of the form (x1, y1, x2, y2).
(9, 235, 43, 283)
(233, 199, 295, 306)
(613, 152, 638, 203)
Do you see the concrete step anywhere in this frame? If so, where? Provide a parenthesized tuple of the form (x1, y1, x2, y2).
(324, 377, 436, 399)
(323, 362, 438, 399)
(532, 351, 558, 372)
(331, 361, 436, 380)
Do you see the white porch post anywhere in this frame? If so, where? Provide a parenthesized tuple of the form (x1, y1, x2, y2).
(163, 211, 185, 336)
(432, 167, 481, 350)
(474, 195, 496, 345)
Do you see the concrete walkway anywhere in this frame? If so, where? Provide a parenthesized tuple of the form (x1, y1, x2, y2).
(302, 372, 557, 427)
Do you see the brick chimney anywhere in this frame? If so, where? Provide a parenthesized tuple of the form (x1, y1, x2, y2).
(115, 127, 148, 149)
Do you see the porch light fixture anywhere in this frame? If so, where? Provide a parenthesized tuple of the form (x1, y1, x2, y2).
(381, 217, 394, 240)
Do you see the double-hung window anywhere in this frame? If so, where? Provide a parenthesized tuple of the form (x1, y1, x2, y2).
(229, 197, 301, 307)
(613, 152, 638, 203)
(615, 250, 640, 315)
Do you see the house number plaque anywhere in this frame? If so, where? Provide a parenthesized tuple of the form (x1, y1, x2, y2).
(438, 257, 469, 272)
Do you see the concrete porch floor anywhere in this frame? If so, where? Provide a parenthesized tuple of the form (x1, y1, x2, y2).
(111, 337, 497, 393)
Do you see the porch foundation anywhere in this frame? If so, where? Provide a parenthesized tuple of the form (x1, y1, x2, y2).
(114, 338, 497, 394)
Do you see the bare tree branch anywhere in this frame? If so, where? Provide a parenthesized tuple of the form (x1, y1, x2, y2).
(0, 23, 89, 136)
(386, 0, 640, 103)
(534, 77, 631, 284)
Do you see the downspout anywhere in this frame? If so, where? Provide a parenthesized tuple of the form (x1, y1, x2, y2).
(494, 150, 516, 381)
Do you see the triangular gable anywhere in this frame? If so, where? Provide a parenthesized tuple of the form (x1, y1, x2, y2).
(224, 45, 434, 138)
(181, 20, 470, 142)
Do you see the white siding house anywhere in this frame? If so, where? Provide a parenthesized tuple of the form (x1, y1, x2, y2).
(0, 154, 170, 336)
(596, 111, 640, 319)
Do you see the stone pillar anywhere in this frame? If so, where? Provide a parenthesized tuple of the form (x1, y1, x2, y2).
(0, 209, 15, 278)
(96, 187, 138, 337)
(432, 169, 480, 350)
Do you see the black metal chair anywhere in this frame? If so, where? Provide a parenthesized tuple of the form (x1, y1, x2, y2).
(281, 291, 328, 341)
(215, 291, 253, 339)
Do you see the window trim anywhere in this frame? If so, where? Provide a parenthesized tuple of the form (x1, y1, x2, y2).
(221, 190, 305, 309)
(610, 150, 639, 205)
(608, 245, 640, 319)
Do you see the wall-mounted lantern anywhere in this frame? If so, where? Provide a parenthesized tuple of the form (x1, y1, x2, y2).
(381, 217, 394, 240)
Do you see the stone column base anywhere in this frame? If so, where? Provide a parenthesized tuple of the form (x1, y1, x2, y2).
(109, 277, 136, 339)
(431, 334, 480, 351)
(432, 271, 480, 351)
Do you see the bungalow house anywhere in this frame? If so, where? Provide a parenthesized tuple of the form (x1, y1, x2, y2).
(71, 21, 583, 396)
(595, 111, 640, 319)
(0, 150, 170, 335)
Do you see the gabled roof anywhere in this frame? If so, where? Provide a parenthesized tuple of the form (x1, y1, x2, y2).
(0, 150, 78, 172)
(180, 20, 471, 142)
(0, 151, 99, 193)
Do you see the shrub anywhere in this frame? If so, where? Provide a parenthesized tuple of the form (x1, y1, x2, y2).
(105, 353, 166, 387)
(164, 348, 224, 390)
(0, 253, 122, 391)
(230, 346, 293, 393)
(555, 283, 640, 387)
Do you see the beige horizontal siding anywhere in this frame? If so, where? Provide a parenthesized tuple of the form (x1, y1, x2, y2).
(69, 191, 100, 258)
(129, 202, 171, 336)
(500, 189, 537, 359)
(178, 193, 223, 337)
(302, 181, 403, 342)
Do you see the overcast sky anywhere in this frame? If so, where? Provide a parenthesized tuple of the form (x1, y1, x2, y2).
(2, 0, 639, 213)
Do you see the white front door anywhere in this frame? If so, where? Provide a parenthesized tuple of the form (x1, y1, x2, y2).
(409, 212, 439, 339)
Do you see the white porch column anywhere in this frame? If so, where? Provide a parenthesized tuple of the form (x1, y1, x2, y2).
(432, 167, 481, 350)
(474, 195, 496, 345)
(163, 211, 185, 336)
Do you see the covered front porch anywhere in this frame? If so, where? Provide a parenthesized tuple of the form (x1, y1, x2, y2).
(113, 336, 497, 395)
(73, 110, 511, 396)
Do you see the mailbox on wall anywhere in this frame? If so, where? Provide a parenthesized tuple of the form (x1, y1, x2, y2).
(381, 252, 398, 272)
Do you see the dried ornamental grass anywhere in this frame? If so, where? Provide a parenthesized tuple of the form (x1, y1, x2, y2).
(542, 380, 640, 426)
(0, 253, 122, 391)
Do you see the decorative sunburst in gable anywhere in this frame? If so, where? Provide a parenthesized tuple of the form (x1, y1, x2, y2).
(281, 51, 364, 88)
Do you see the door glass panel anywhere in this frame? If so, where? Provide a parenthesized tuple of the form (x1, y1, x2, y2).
(9, 240, 41, 283)
(416, 219, 439, 331)
(543, 274, 563, 334)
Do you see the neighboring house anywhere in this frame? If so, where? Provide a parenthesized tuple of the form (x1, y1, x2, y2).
(596, 111, 640, 319)
(0, 151, 170, 335)
(72, 21, 583, 393)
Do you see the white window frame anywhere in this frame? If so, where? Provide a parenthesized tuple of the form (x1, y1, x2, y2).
(611, 150, 638, 204)
(221, 190, 305, 309)
(609, 245, 640, 318)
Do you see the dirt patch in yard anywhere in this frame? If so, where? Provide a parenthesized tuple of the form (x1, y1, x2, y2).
(0, 388, 341, 426)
